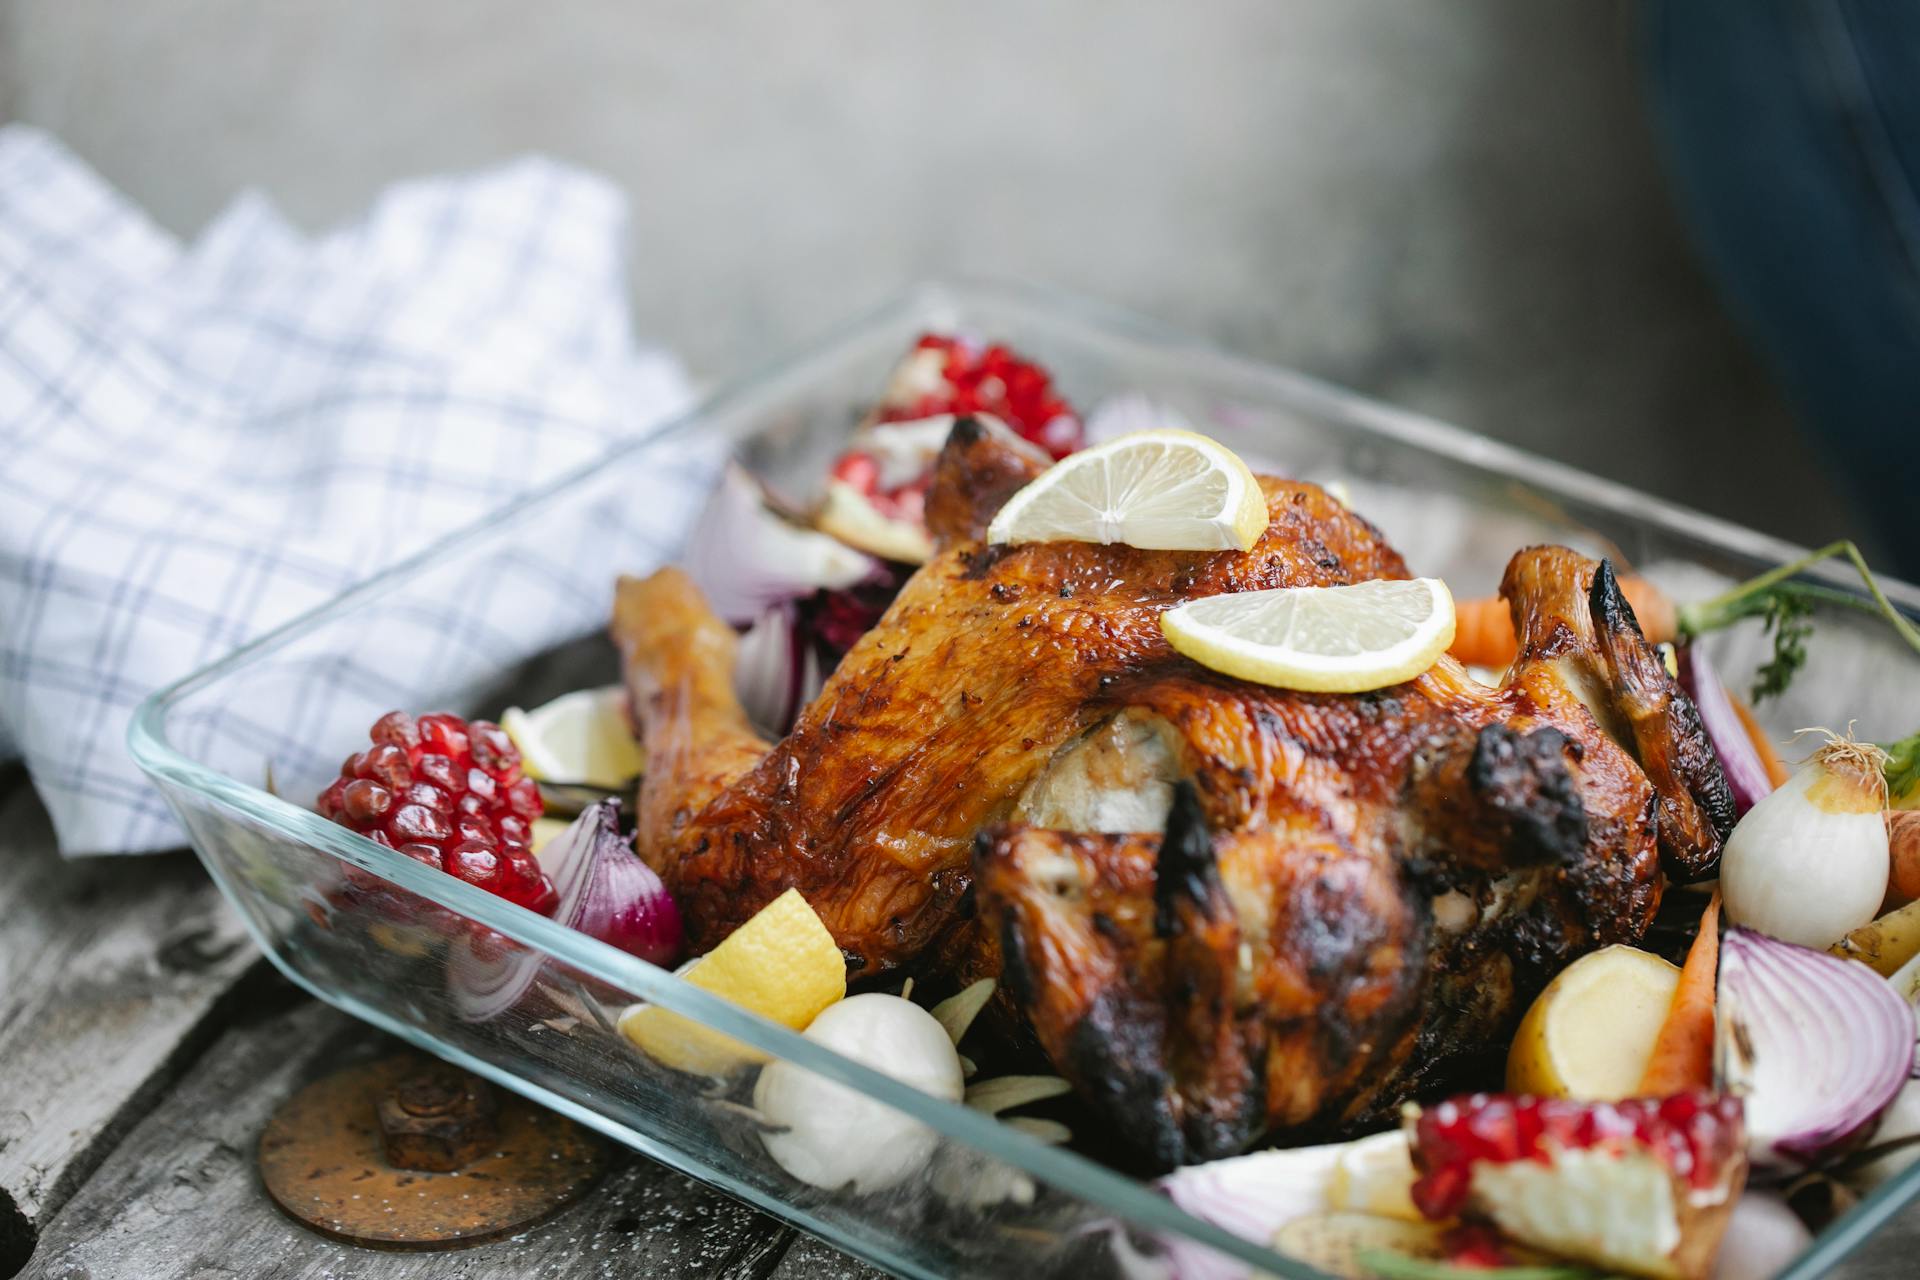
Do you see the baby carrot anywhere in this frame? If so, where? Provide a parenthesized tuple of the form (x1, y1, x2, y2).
(1637, 892, 1721, 1096)
(1729, 695, 1791, 788)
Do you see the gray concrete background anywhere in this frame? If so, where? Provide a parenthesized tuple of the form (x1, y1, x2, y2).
(0, 0, 1863, 548)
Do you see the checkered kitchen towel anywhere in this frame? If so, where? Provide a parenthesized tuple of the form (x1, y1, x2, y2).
(0, 126, 716, 854)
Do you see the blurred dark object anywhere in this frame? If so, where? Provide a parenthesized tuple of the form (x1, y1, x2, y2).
(1646, 0, 1920, 576)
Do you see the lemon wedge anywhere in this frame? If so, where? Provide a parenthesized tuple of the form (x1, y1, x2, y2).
(619, 888, 846, 1076)
(502, 686, 644, 789)
(1160, 578, 1456, 693)
(986, 429, 1267, 552)
(1505, 944, 1681, 1099)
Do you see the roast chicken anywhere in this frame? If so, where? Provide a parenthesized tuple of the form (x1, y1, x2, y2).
(613, 417, 1734, 1166)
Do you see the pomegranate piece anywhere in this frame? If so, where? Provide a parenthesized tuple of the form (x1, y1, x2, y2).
(820, 334, 1083, 564)
(320, 710, 556, 915)
(873, 333, 1082, 459)
(1407, 1092, 1748, 1280)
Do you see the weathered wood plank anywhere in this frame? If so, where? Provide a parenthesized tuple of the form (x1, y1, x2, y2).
(0, 769, 258, 1270)
(22, 998, 804, 1279)
(763, 1232, 888, 1280)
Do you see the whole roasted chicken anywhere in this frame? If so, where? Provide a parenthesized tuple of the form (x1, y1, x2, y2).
(614, 419, 1733, 1166)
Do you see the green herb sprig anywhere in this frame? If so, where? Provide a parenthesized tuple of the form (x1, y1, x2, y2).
(1676, 540, 1920, 703)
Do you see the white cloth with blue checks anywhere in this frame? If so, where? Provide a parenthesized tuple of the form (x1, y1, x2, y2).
(0, 126, 708, 854)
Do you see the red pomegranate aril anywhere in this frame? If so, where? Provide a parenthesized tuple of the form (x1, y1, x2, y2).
(449, 842, 501, 886)
(468, 721, 515, 773)
(505, 777, 541, 820)
(370, 710, 420, 751)
(396, 842, 443, 871)
(318, 778, 347, 819)
(418, 713, 469, 760)
(341, 779, 393, 823)
(416, 753, 459, 791)
(388, 804, 451, 844)
(832, 452, 880, 494)
(402, 781, 451, 814)
(361, 743, 412, 788)
(454, 817, 497, 847)
(321, 709, 552, 916)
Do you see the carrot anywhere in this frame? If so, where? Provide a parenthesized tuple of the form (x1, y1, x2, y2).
(1448, 595, 1519, 668)
(1729, 695, 1791, 788)
(1447, 575, 1675, 668)
(1637, 892, 1721, 1096)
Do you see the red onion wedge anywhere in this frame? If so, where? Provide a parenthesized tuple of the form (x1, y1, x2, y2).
(1677, 642, 1774, 816)
(450, 800, 682, 1020)
(1716, 927, 1915, 1168)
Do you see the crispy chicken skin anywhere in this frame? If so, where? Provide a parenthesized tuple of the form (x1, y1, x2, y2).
(615, 422, 1408, 977)
(614, 420, 1733, 1164)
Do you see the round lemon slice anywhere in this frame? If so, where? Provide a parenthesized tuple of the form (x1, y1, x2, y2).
(502, 686, 644, 789)
(986, 429, 1267, 552)
(1160, 578, 1456, 693)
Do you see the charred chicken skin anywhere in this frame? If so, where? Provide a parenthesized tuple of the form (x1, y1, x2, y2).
(613, 418, 1733, 1166)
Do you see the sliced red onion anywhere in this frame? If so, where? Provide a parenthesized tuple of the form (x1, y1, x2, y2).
(1716, 927, 1914, 1168)
(449, 801, 681, 1020)
(684, 463, 876, 625)
(1678, 642, 1774, 815)
(733, 602, 825, 739)
(1151, 1142, 1352, 1280)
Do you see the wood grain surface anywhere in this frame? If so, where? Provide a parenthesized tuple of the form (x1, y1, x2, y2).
(0, 769, 258, 1271)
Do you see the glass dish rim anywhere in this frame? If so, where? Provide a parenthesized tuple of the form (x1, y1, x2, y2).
(127, 277, 1920, 1280)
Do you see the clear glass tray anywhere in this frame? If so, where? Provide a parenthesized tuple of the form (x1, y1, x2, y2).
(129, 280, 1920, 1279)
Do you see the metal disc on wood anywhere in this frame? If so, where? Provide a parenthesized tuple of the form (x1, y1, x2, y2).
(259, 1054, 610, 1249)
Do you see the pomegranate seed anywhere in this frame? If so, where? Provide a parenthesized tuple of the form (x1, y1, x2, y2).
(340, 779, 393, 823)
(318, 778, 348, 819)
(454, 817, 497, 847)
(403, 781, 451, 814)
(449, 842, 501, 886)
(831, 451, 881, 494)
(388, 804, 450, 844)
(396, 842, 443, 871)
(417, 713, 469, 760)
(505, 777, 541, 820)
(468, 721, 514, 772)
(416, 753, 459, 791)
(362, 744, 411, 789)
(369, 710, 420, 751)
(465, 768, 497, 805)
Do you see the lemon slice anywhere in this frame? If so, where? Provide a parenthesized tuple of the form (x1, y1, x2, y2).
(619, 888, 846, 1076)
(986, 429, 1267, 552)
(1161, 578, 1455, 692)
(502, 686, 644, 789)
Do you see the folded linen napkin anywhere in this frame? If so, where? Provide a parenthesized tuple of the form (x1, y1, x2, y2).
(0, 126, 712, 855)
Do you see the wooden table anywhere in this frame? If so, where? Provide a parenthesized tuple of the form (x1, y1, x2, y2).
(0, 764, 1910, 1280)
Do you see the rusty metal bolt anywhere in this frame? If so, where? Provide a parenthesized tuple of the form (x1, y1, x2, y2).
(375, 1066, 499, 1172)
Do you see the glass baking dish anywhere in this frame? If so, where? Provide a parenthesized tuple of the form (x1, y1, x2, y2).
(129, 280, 1920, 1280)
